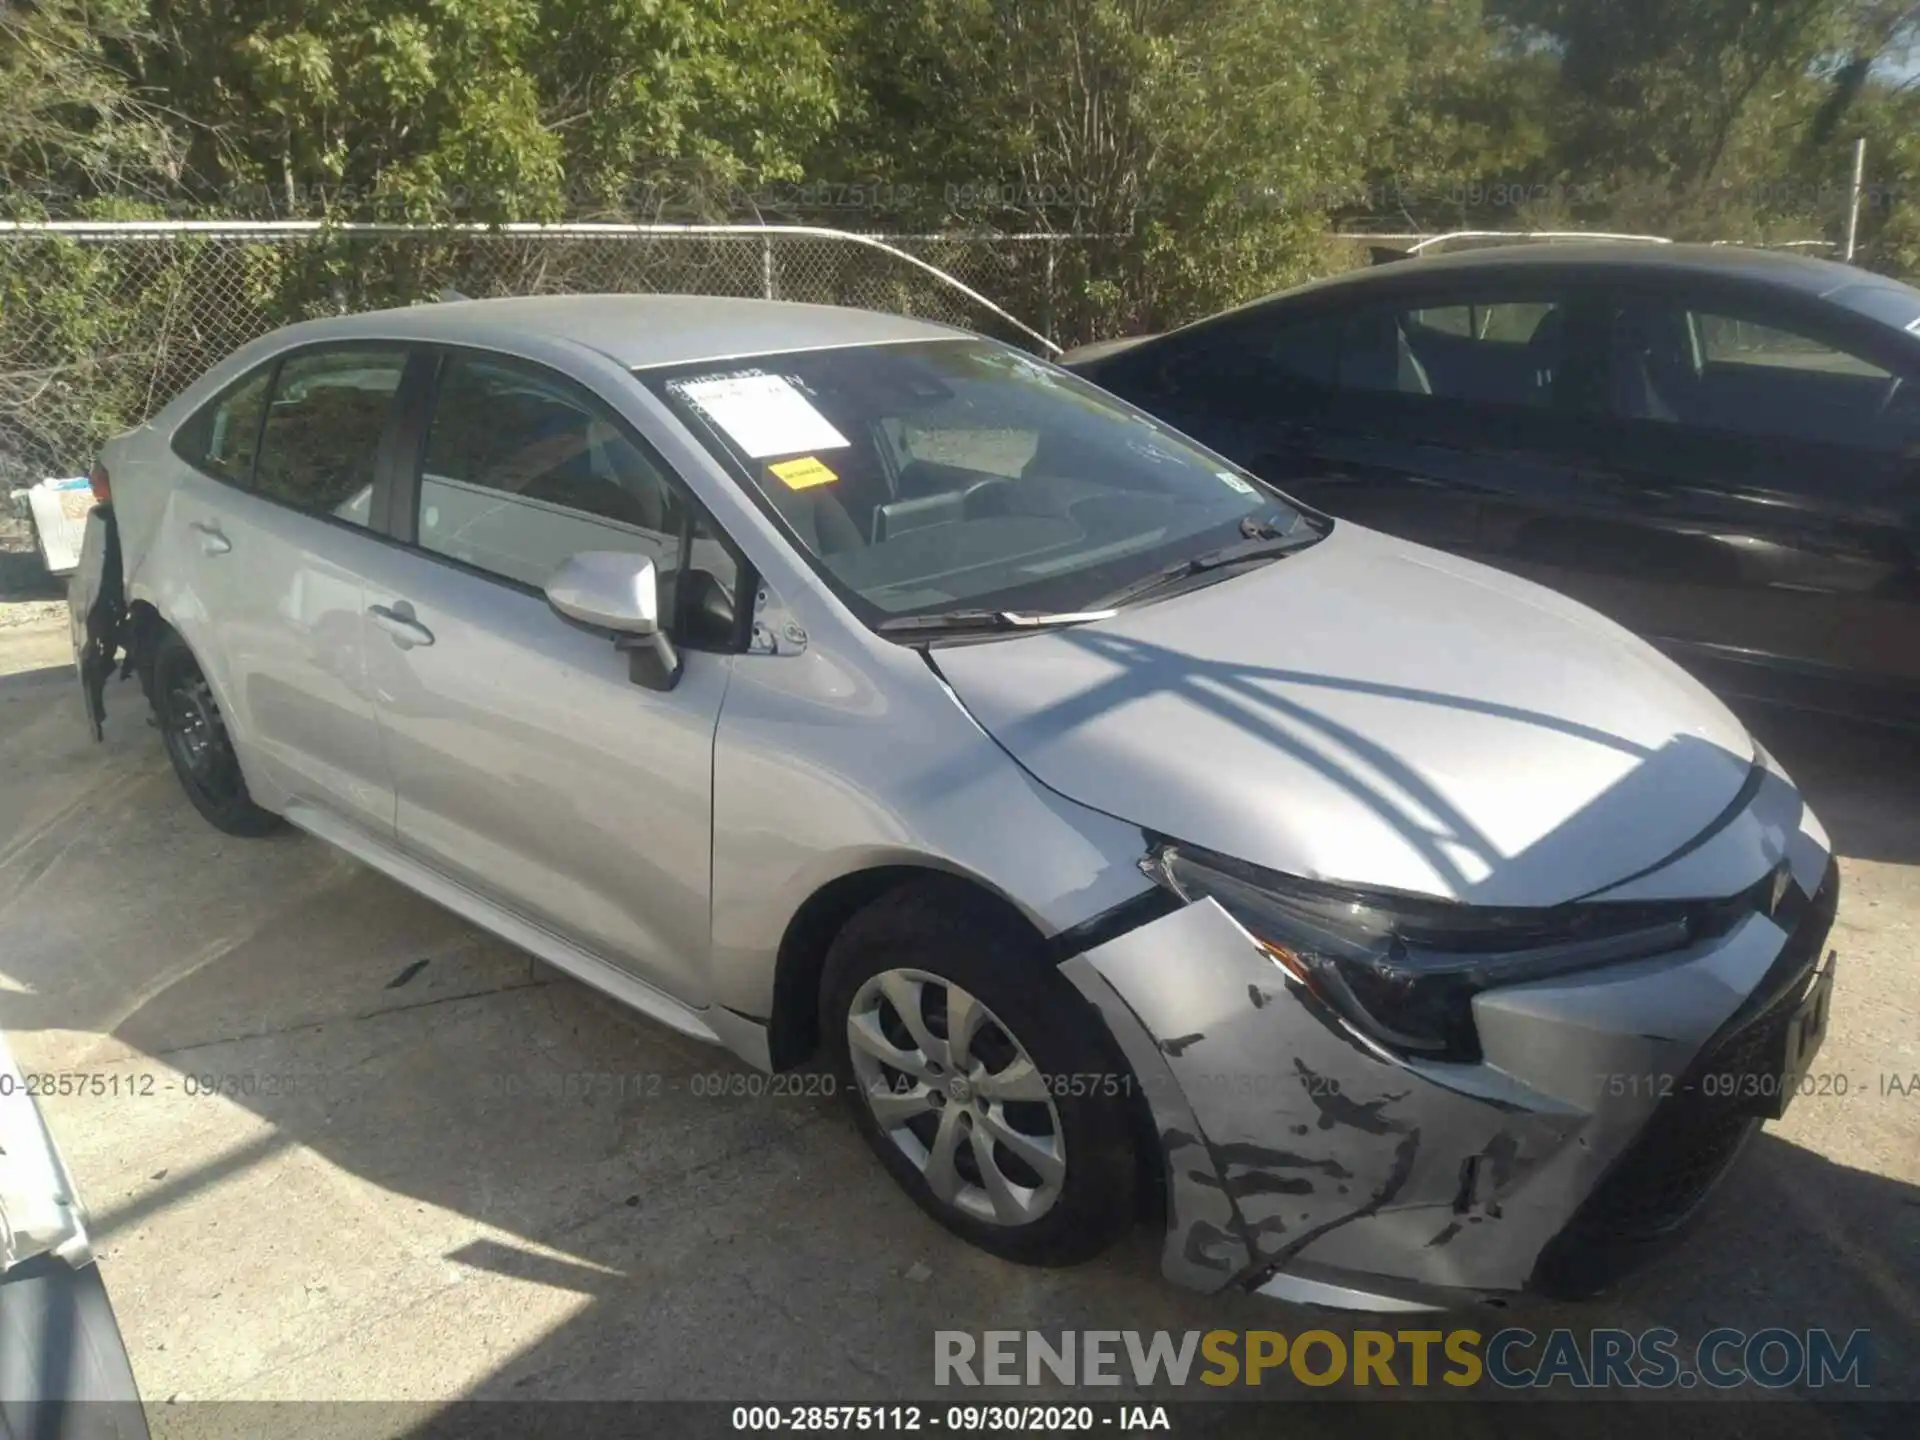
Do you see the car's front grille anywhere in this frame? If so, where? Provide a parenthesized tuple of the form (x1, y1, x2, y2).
(1530, 858, 1839, 1297)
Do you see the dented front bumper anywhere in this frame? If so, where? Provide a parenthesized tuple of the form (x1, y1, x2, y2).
(1063, 751, 1838, 1307)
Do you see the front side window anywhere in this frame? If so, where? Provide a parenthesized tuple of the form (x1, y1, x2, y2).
(1605, 298, 1913, 450)
(173, 363, 273, 485)
(254, 348, 406, 524)
(416, 354, 738, 639)
(641, 340, 1311, 623)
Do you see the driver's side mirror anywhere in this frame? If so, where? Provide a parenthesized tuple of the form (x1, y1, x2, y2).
(544, 551, 682, 692)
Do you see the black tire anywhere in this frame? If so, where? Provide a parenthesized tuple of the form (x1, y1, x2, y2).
(149, 629, 283, 837)
(822, 878, 1138, 1266)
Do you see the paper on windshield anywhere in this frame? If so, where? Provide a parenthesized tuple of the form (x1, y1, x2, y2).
(769, 456, 840, 490)
(674, 372, 850, 459)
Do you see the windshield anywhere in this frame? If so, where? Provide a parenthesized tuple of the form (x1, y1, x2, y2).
(639, 339, 1316, 625)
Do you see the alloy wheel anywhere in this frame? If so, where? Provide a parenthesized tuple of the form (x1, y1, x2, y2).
(845, 968, 1066, 1226)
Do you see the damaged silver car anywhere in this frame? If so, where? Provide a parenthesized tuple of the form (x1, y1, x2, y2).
(71, 295, 1838, 1309)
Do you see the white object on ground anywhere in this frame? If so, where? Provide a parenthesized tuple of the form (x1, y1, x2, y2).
(25, 476, 93, 577)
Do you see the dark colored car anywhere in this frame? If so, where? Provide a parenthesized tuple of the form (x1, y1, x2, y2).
(1066, 243, 1920, 725)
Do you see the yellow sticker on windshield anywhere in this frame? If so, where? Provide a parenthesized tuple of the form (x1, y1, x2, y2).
(769, 456, 840, 490)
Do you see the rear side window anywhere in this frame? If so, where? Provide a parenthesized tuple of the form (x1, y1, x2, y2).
(1410, 303, 1555, 343)
(253, 348, 406, 525)
(1343, 295, 1574, 406)
(172, 364, 273, 485)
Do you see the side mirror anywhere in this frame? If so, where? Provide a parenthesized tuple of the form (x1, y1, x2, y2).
(544, 551, 682, 692)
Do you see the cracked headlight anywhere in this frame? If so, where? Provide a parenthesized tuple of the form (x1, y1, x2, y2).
(1143, 841, 1701, 1062)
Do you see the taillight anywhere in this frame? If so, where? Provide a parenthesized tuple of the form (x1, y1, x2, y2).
(89, 461, 111, 505)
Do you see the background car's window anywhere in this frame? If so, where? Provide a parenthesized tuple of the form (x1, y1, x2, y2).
(173, 364, 272, 485)
(1344, 296, 1573, 406)
(1605, 299, 1912, 450)
(1410, 302, 1556, 343)
(418, 355, 738, 637)
(1694, 314, 1888, 378)
(253, 349, 404, 524)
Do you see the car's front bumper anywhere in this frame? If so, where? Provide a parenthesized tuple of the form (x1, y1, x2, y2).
(1062, 748, 1838, 1307)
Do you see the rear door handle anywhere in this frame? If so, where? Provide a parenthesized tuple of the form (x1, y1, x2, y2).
(189, 521, 231, 555)
(367, 602, 435, 649)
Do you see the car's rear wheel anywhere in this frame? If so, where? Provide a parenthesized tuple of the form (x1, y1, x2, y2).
(150, 629, 282, 837)
(822, 879, 1137, 1266)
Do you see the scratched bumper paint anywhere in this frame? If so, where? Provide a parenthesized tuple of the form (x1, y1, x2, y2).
(1060, 765, 1834, 1301)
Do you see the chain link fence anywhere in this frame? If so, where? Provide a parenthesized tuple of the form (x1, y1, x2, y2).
(2, 220, 1853, 495)
(0, 223, 1098, 492)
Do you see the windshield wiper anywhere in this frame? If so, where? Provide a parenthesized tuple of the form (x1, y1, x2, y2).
(876, 608, 1120, 638)
(1096, 526, 1310, 610)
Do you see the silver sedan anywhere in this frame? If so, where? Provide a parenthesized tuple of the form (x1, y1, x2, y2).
(70, 295, 1838, 1308)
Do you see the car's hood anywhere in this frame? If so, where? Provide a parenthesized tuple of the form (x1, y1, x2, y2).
(932, 525, 1757, 906)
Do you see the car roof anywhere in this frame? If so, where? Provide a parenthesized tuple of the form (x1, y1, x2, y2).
(262, 294, 971, 369)
(1222, 241, 1920, 319)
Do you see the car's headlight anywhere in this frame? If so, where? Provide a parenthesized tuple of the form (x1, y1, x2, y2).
(1142, 841, 1704, 1062)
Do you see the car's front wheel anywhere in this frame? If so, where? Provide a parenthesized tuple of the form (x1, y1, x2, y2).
(150, 629, 282, 837)
(823, 880, 1138, 1266)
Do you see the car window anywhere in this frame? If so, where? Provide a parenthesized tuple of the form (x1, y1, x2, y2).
(417, 354, 739, 638)
(1410, 303, 1556, 344)
(1694, 314, 1889, 378)
(1347, 296, 1573, 406)
(1159, 313, 1340, 402)
(1604, 299, 1913, 451)
(640, 340, 1310, 625)
(253, 349, 405, 524)
(173, 363, 273, 485)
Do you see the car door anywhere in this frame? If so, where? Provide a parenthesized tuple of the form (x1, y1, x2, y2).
(352, 348, 746, 1005)
(162, 344, 407, 839)
(1497, 279, 1920, 715)
(1123, 280, 1612, 561)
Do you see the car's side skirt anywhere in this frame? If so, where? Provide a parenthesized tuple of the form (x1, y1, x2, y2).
(282, 800, 723, 1048)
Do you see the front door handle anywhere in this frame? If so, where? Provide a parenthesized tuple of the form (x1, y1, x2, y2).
(368, 602, 435, 649)
(189, 521, 231, 555)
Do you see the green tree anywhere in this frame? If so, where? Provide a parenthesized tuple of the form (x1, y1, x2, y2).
(127, 0, 844, 219)
(0, 0, 181, 211)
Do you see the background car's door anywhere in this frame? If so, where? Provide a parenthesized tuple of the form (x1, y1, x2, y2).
(1489, 280, 1920, 717)
(1120, 279, 1616, 563)
(164, 344, 407, 839)
(353, 349, 745, 1005)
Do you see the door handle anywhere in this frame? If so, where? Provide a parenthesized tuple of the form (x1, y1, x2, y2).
(189, 521, 231, 555)
(367, 602, 435, 649)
